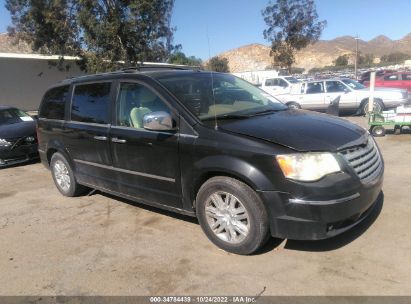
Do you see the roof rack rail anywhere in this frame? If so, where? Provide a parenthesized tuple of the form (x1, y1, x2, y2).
(121, 62, 202, 72)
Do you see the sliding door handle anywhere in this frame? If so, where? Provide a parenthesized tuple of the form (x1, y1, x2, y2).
(112, 137, 127, 144)
(93, 135, 107, 141)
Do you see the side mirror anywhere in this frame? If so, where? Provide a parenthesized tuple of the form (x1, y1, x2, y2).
(143, 111, 175, 131)
(344, 88, 350, 94)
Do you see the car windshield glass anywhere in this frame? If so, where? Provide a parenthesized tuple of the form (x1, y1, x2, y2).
(156, 72, 287, 121)
(284, 77, 300, 83)
(0, 108, 33, 126)
(341, 79, 365, 90)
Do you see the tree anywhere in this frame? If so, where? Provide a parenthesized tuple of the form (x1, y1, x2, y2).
(262, 0, 326, 73)
(6, 0, 178, 72)
(168, 51, 202, 66)
(381, 52, 411, 64)
(358, 53, 374, 66)
(206, 56, 229, 72)
(334, 54, 349, 66)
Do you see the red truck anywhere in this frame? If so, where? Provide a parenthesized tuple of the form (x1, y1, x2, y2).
(364, 72, 411, 92)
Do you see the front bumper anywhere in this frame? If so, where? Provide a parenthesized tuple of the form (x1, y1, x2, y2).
(258, 171, 383, 240)
(384, 98, 409, 108)
(0, 144, 39, 167)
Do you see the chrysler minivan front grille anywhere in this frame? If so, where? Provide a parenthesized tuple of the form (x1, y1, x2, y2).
(340, 137, 382, 182)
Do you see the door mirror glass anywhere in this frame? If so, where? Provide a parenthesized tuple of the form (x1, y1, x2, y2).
(143, 111, 175, 131)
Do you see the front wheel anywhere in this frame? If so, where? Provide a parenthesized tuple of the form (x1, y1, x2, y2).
(196, 176, 270, 255)
(362, 99, 383, 115)
(371, 125, 386, 137)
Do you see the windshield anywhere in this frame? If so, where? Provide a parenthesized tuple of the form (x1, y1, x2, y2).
(284, 77, 300, 83)
(0, 108, 33, 126)
(156, 72, 287, 121)
(341, 79, 365, 90)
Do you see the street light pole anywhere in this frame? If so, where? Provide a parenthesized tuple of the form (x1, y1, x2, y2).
(354, 35, 359, 80)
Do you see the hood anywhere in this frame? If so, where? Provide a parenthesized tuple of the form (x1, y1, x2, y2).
(218, 109, 367, 152)
(0, 120, 37, 139)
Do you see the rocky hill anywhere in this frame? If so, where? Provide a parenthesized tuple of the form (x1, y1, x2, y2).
(215, 33, 411, 72)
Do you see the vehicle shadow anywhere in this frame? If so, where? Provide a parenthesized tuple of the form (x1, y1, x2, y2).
(280, 192, 384, 253)
(96, 191, 199, 225)
(97, 190, 383, 254)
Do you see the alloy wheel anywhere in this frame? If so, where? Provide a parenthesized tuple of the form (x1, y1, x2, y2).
(53, 160, 71, 192)
(204, 191, 250, 244)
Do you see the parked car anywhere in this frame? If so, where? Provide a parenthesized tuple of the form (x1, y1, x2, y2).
(364, 72, 411, 93)
(277, 78, 408, 114)
(359, 70, 395, 84)
(0, 106, 38, 167)
(38, 65, 383, 255)
(261, 76, 300, 96)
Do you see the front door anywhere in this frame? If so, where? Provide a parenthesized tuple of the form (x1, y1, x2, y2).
(325, 80, 356, 109)
(109, 81, 182, 208)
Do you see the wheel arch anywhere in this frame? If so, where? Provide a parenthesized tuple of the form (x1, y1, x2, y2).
(188, 156, 274, 209)
(46, 140, 74, 168)
(359, 97, 385, 110)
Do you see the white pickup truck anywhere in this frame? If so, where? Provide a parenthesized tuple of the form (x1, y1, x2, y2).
(260, 76, 300, 96)
(275, 78, 409, 114)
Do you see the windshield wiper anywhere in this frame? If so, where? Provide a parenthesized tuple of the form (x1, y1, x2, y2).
(248, 109, 285, 116)
(202, 114, 251, 121)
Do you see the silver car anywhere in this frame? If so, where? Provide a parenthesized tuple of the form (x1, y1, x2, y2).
(277, 78, 409, 114)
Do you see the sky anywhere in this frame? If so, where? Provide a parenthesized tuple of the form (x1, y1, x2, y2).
(1, 0, 411, 60)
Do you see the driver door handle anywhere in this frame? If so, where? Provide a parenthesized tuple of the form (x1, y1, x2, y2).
(112, 137, 127, 144)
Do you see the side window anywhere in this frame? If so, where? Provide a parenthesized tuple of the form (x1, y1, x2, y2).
(306, 82, 324, 94)
(278, 79, 288, 87)
(402, 74, 411, 81)
(265, 79, 274, 86)
(326, 81, 346, 93)
(116, 83, 170, 129)
(273, 79, 280, 86)
(384, 74, 398, 81)
(39, 85, 69, 119)
(71, 82, 111, 124)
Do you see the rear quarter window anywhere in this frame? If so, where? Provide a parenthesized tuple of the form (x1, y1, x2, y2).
(71, 82, 111, 124)
(39, 85, 70, 119)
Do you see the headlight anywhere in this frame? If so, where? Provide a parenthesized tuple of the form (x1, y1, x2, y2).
(0, 138, 12, 147)
(276, 152, 341, 181)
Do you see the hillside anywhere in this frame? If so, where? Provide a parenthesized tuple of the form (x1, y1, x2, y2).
(215, 33, 411, 72)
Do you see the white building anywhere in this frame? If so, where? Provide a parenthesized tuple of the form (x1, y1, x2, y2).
(232, 70, 279, 85)
(0, 33, 86, 111)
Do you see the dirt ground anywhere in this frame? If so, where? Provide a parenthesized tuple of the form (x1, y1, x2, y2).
(0, 117, 410, 296)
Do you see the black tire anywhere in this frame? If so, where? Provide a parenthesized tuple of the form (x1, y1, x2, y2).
(286, 102, 301, 109)
(371, 126, 386, 137)
(50, 152, 87, 197)
(196, 176, 270, 255)
(362, 99, 384, 115)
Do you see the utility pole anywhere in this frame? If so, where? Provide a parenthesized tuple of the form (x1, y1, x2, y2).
(354, 35, 359, 80)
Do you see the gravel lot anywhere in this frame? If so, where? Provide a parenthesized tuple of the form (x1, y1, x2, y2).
(0, 117, 410, 296)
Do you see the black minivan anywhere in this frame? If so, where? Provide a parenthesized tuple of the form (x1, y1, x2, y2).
(37, 65, 384, 255)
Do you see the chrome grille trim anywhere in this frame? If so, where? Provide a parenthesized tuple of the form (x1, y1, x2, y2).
(339, 137, 383, 183)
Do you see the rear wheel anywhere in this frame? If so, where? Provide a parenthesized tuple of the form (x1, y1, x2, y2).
(50, 152, 87, 197)
(196, 176, 270, 255)
(371, 125, 386, 137)
(286, 102, 301, 110)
